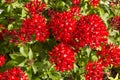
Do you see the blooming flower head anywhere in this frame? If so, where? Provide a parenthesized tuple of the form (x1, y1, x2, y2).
(70, 14, 108, 51)
(85, 61, 104, 80)
(97, 44, 120, 67)
(24, 0, 46, 15)
(89, 0, 100, 7)
(48, 10, 77, 43)
(48, 43, 75, 72)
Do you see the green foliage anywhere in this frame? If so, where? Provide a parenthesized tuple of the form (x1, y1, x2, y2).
(0, 0, 120, 80)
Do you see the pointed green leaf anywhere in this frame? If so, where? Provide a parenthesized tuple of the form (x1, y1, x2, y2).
(28, 48, 33, 59)
(32, 64, 38, 74)
(18, 60, 27, 67)
(20, 46, 28, 57)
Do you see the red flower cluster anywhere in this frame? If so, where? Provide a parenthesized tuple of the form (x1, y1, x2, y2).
(20, 14, 49, 42)
(97, 44, 120, 67)
(72, 0, 81, 5)
(109, 16, 120, 30)
(48, 11, 77, 43)
(0, 55, 6, 67)
(10, 0, 49, 43)
(70, 14, 108, 50)
(0, 67, 28, 80)
(89, 0, 100, 7)
(8, 14, 49, 43)
(24, 0, 46, 15)
(85, 61, 104, 80)
(48, 43, 75, 72)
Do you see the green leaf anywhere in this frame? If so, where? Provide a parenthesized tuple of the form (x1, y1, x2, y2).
(8, 24, 13, 30)
(48, 73, 60, 80)
(9, 53, 22, 59)
(20, 46, 28, 58)
(32, 64, 38, 74)
(7, 5, 11, 12)
(92, 55, 98, 62)
(73, 64, 79, 73)
(56, 1, 65, 9)
(44, 0, 48, 4)
(18, 60, 27, 67)
(28, 48, 33, 59)
(5, 60, 18, 68)
(21, 8, 27, 18)
(108, 73, 119, 80)
(0, 9, 3, 14)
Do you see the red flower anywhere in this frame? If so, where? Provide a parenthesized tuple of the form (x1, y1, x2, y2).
(48, 43, 75, 72)
(24, 0, 46, 15)
(0, 55, 6, 67)
(48, 10, 77, 43)
(70, 6, 81, 18)
(10, 14, 49, 43)
(0, 67, 28, 80)
(70, 14, 108, 51)
(85, 61, 104, 80)
(72, 0, 81, 5)
(109, 16, 120, 30)
(89, 0, 100, 7)
(97, 44, 120, 67)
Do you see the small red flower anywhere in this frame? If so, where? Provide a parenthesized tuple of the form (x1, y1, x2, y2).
(24, 0, 46, 15)
(89, 0, 100, 7)
(70, 5, 81, 18)
(0, 55, 6, 67)
(85, 61, 104, 80)
(72, 0, 81, 5)
(48, 43, 75, 72)
(97, 44, 120, 67)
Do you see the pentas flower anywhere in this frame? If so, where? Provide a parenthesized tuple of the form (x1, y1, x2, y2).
(48, 10, 77, 43)
(89, 0, 100, 7)
(97, 44, 120, 67)
(24, 0, 46, 15)
(85, 61, 104, 80)
(72, 0, 81, 5)
(48, 43, 75, 72)
(109, 16, 120, 30)
(70, 14, 108, 51)
(70, 6, 81, 18)
(10, 14, 49, 43)
(0, 67, 28, 80)
(0, 55, 6, 67)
